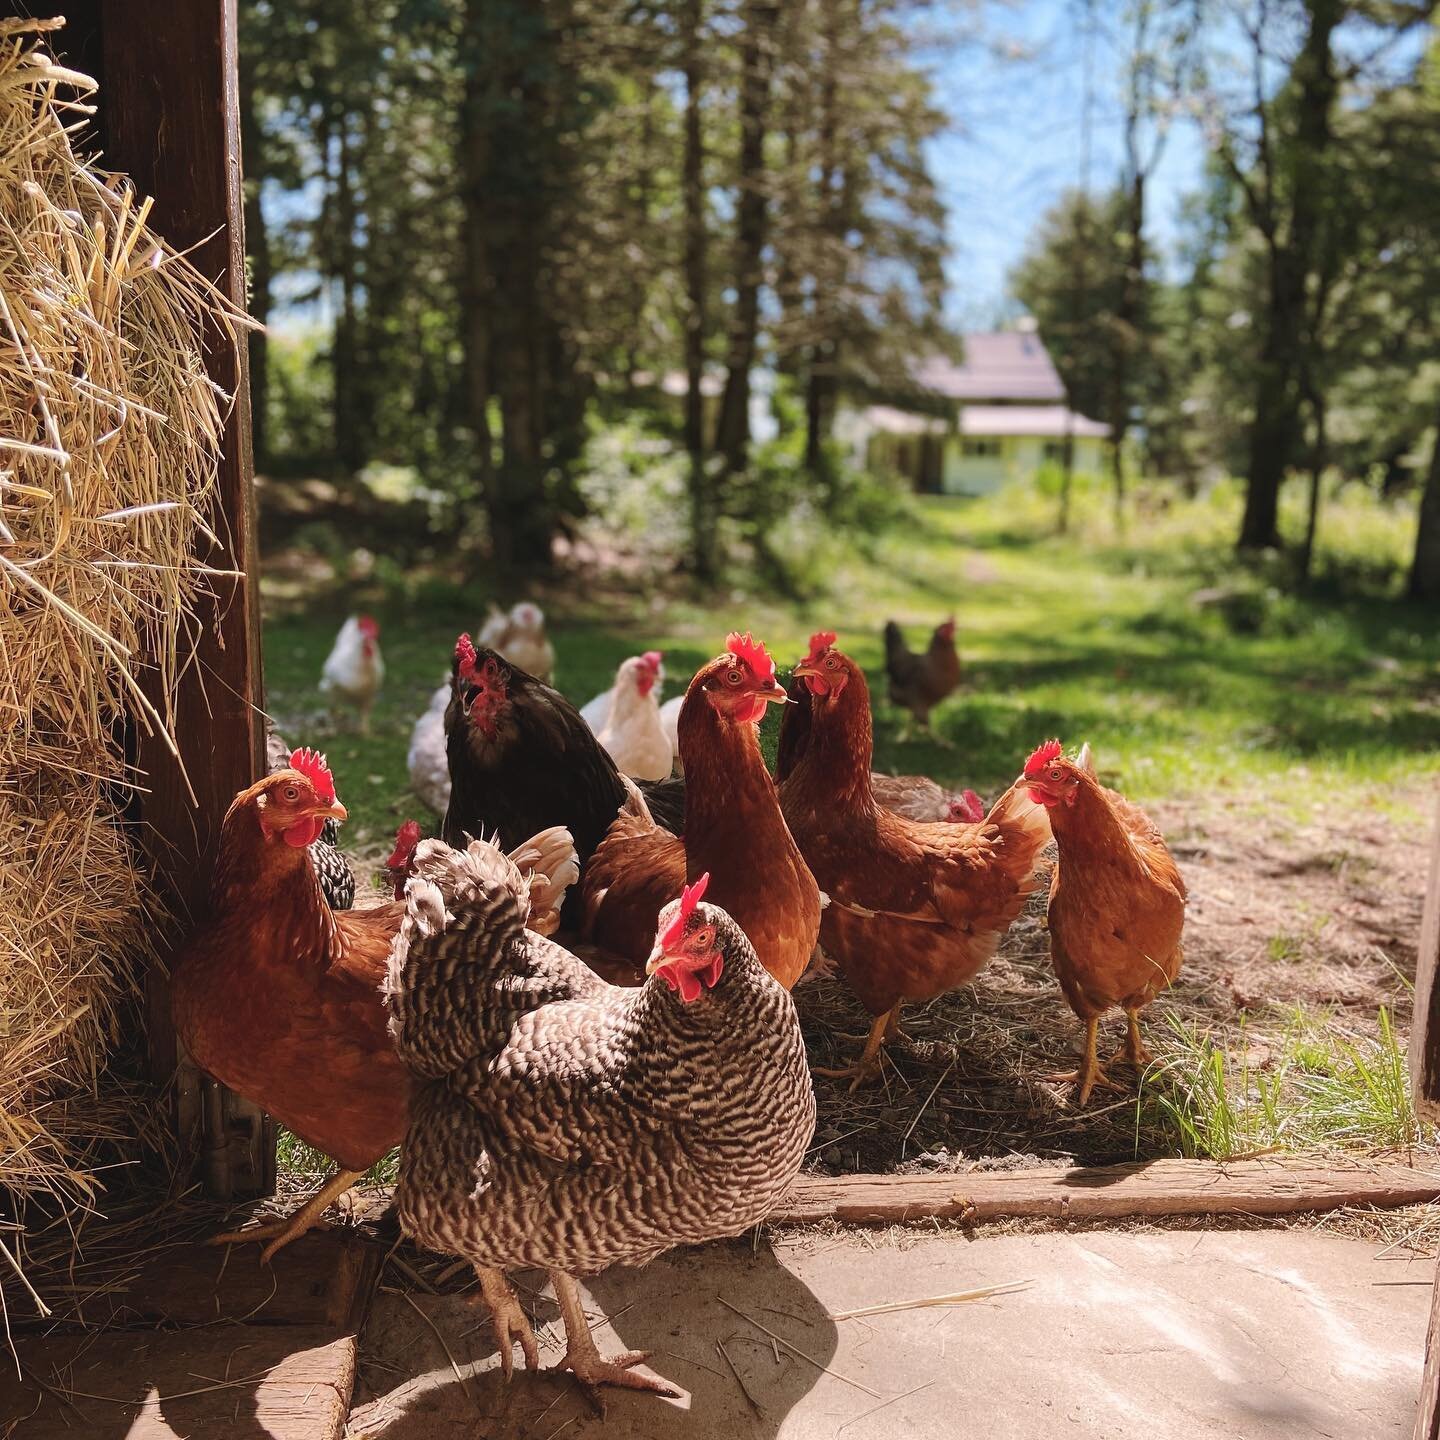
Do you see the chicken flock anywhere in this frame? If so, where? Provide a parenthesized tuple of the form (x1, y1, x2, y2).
(172, 605, 1186, 1407)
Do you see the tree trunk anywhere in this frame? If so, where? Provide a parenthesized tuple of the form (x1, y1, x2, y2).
(459, 0, 498, 547)
(805, 0, 842, 486)
(681, 0, 713, 579)
(713, 0, 779, 475)
(1409, 395, 1440, 605)
(1238, 0, 1341, 553)
(1059, 427, 1074, 535)
(333, 112, 365, 475)
(1299, 391, 1326, 585)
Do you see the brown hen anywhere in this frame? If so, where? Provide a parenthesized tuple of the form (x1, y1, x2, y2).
(779, 635, 1051, 1086)
(1021, 741, 1186, 1103)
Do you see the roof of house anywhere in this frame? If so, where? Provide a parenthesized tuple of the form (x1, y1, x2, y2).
(960, 405, 1109, 440)
(916, 332, 1067, 403)
(857, 405, 946, 437)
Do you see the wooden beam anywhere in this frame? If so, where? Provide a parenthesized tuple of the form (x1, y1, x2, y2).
(769, 1154, 1440, 1226)
(1412, 788, 1440, 1122)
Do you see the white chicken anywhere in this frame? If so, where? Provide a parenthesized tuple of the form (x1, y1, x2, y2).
(583, 651, 670, 781)
(407, 679, 452, 816)
(658, 693, 684, 773)
(477, 601, 555, 683)
(319, 615, 383, 734)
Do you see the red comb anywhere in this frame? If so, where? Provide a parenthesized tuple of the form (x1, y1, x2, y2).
(288, 747, 335, 803)
(641, 650, 663, 670)
(1024, 739, 1064, 778)
(455, 633, 477, 680)
(725, 631, 776, 682)
(659, 871, 711, 952)
(357, 614, 379, 637)
(386, 819, 422, 870)
(804, 630, 837, 665)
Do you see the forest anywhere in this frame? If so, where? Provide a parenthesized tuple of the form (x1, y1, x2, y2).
(240, 0, 1440, 600)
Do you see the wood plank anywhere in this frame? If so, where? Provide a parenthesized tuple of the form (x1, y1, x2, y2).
(768, 1154, 1440, 1226)
(1, 1326, 354, 1440)
(21, 1231, 382, 1334)
(92, 0, 270, 1198)
(1412, 788, 1440, 1122)
(1418, 1253, 1440, 1440)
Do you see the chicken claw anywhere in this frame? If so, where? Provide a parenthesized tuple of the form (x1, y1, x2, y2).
(1044, 1018, 1123, 1105)
(476, 1267, 540, 1380)
(549, 1271, 680, 1416)
(813, 1006, 900, 1091)
(209, 1167, 363, 1264)
(1112, 1009, 1155, 1069)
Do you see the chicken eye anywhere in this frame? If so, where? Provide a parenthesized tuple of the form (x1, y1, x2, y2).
(824, 656, 838, 669)
(1050, 768, 1063, 781)
(282, 785, 299, 802)
(725, 669, 743, 686)
(693, 925, 716, 949)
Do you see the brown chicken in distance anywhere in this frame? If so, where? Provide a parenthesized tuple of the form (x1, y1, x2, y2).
(780, 634, 1051, 1086)
(1022, 740, 1187, 1104)
(883, 615, 961, 742)
(580, 633, 821, 990)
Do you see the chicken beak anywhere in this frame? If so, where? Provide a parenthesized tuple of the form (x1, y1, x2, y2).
(761, 679, 789, 705)
(792, 663, 821, 681)
(644, 946, 668, 976)
(320, 799, 349, 823)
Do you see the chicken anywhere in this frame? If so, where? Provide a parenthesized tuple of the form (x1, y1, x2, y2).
(171, 749, 409, 1260)
(776, 660, 983, 825)
(580, 634, 821, 989)
(779, 634, 1051, 1086)
(658, 693, 684, 771)
(172, 754, 580, 1264)
(406, 680, 452, 817)
(265, 722, 356, 908)
(320, 615, 384, 734)
(478, 601, 556, 684)
(384, 850, 814, 1408)
(1020, 740, 1186, 1104)
(883, 615, 960, 742)
(582, 651, 672, 780)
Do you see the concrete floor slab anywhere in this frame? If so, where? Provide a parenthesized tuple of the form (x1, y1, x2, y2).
(350, 1228, 1429, 1439)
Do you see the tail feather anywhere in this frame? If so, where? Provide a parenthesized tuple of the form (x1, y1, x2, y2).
(883, 620, 907, 667)
(984, 779, 1054, 896)
(507, 826, 579, 937)
(384, 837, 530, 1080)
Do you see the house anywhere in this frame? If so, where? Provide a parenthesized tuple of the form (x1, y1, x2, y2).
(844, 327, 1109, 495)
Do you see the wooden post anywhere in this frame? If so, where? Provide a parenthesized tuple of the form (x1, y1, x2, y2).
(1411, 787, 1440, 1440)
(17, 0, 272, 1198)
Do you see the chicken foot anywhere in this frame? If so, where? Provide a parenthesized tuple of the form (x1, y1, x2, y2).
(1111, 1008, 1155, 1069)
(813, 1005, 901, 1091)
(476, 1266, 540, 1380)
(1043, 1017, 1123, 1106)
(209, 1166, 363, 1264)
(549, 1270, 680, 1415)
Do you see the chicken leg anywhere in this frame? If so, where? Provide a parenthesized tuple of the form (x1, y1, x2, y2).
(476, 1266, 540, 1380)
(1043, 1017, 1122, 1106)
(813, 1005, 901, 1091)
(209, 1167, 363, 1264)
(1113, 1007, 1155, 1069)
(549, 1270, 680, 1415)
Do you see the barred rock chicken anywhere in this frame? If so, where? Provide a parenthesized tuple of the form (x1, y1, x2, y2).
(406, 680, 453, 817)
(580, 635, 821, 989)
(172, 753, 577, 1264)
(1022, 741, 1186, 1104)
(320, 615, 384, 734)
(385, 853, 814, 1408)
(443, 637, 685, 877)
(580, 651, 672, 780)
(265, 723, 355, 909)
(478, 601, 556, 684)
(883, 615, 960, 741)
(780, 635, 1050, 1086)
(776, 669, 983, 824)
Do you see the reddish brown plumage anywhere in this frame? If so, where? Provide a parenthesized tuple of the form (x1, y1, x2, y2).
(171, 771, 410, 1174)
(580, 646, 820, 990)
(780, 643, 1050, 1020)
(1025, 750, 1187, 1027)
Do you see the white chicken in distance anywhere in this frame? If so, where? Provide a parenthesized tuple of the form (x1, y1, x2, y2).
(582, 651, 671, 781)
(478, 601, 555, 683)
(320, 615, 383, 734)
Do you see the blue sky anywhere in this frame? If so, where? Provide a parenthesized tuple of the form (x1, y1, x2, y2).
(920, 0, 1208, 325)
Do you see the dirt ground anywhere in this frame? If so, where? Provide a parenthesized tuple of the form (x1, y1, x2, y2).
(799, 792, 1429, 1172)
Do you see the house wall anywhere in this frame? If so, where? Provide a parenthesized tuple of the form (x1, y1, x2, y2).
(941, 434, 1106, 495)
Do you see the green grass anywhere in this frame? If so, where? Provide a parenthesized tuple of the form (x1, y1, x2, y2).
(1145, 1007, 1419, 1159)
(260, 476, 1440, 865)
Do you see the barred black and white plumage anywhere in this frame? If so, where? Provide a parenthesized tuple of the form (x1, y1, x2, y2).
(384, 835, 815, 1279)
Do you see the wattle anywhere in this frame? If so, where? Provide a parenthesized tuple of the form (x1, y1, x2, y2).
(283, 816, 325, 848)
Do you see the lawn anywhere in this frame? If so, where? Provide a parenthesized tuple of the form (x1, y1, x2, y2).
(260, 477, 1440, 1173)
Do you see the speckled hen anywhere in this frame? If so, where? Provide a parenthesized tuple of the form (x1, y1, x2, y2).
(385, 842, 815, 1407)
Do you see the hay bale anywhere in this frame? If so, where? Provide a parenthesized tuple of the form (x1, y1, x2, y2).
(0, 18, 250, 1271)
